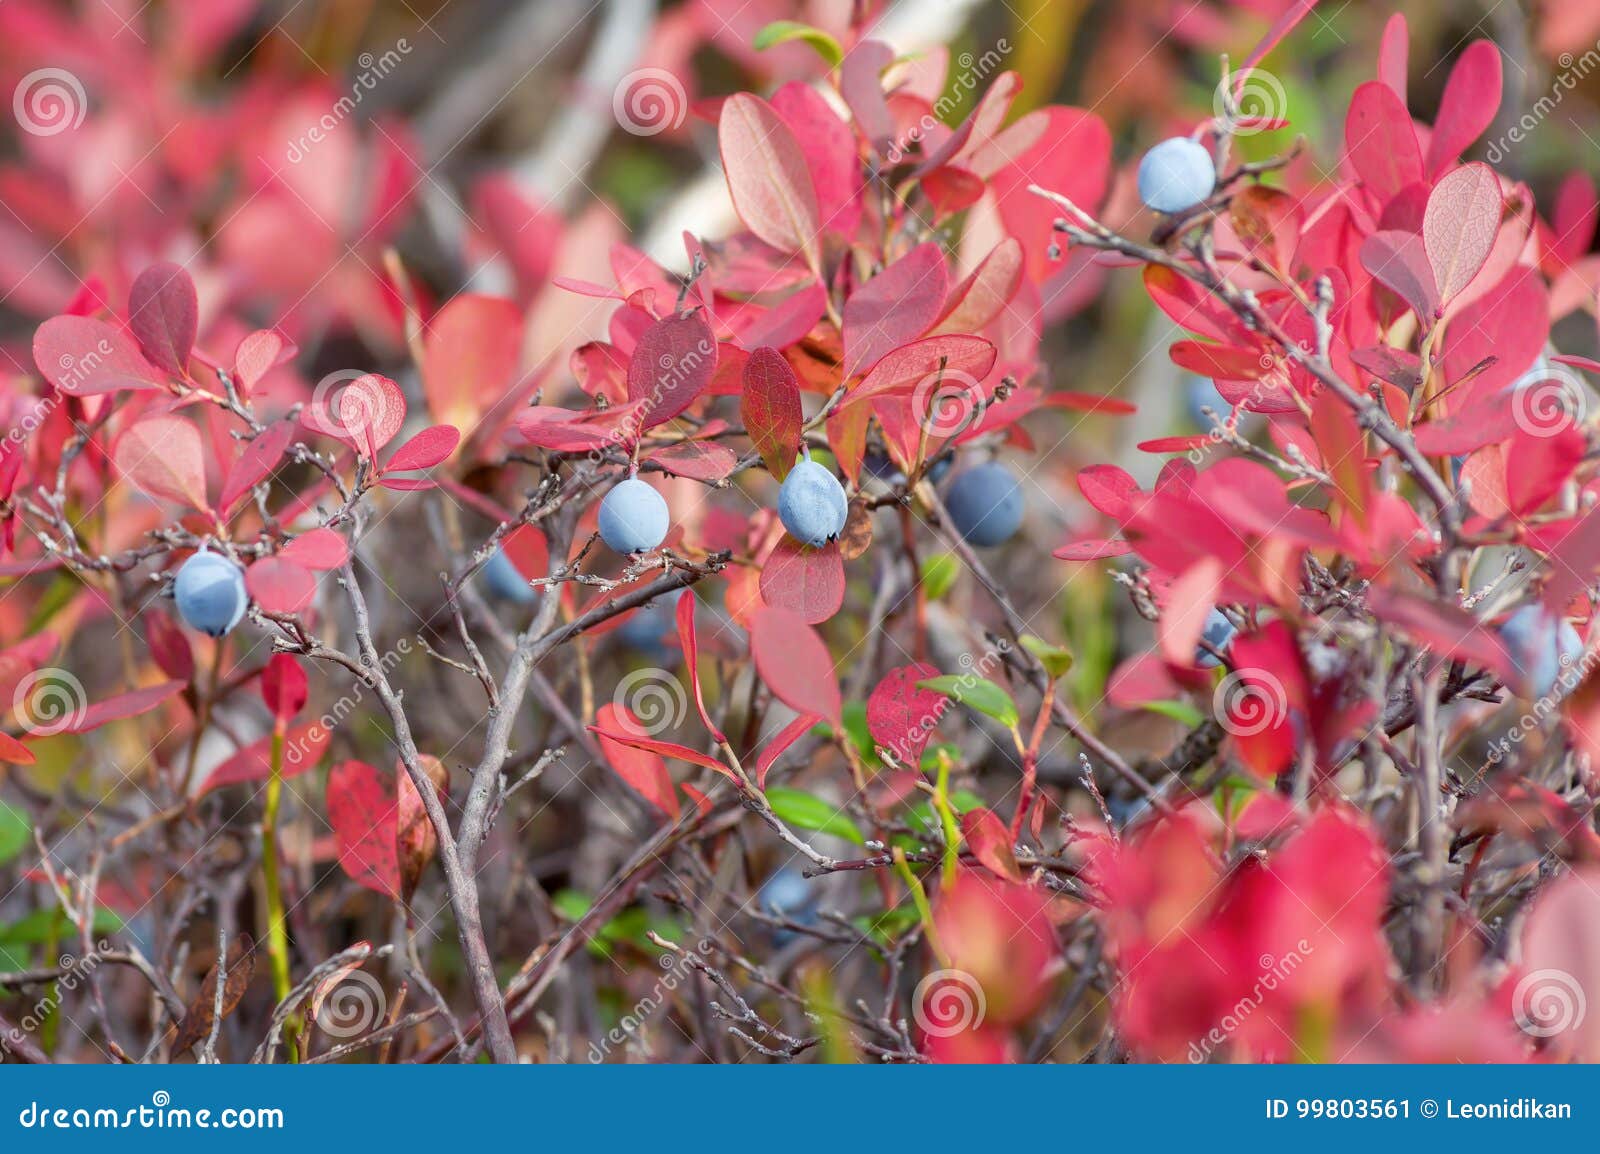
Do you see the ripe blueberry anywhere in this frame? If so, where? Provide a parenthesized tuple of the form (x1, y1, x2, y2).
(599, 477, 670, 554)
(1195, 607, 1236, 668)
(1138, 137, 1216, 214)
(1500, 605, 1585, 699)
(945, 461, 1024, 547)
(1184, 374, 1230, 429)
(481, 547, 535, 604)
(173, 550, 248, 638)
(778, 456, 848, 547)
(616, 589, 682, 650)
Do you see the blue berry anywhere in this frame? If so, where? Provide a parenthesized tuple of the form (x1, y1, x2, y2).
(1184, 374, 1230, 429)
(945, 461, 1024, 547)
(1195, 607, 1236, 668)
(1138, 137, 1216, 214)
(481, 547, 535, 604)
(1500, 605, 1585, 699)
(599, 477, 670, 554)
(778, 457, 848, 547)
(173, 550, 247, 637)
(617, 589, 681, 649)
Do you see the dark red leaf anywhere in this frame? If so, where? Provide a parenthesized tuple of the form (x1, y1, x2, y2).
(327, 759, 402, 900)
(742, 347, 804, 481)
(201, 723, 331, 792)
(261, 654, 307, 724)
(627, 310, 718, 429)
(753, 712, 818, 789)
(961, 807, 1022, 881)
(866, 662, 945, 766)
(759, 538, 844, 624)
(220, 421, 295, 515)
(593, 702, 680, 819)
(676, 590, 724, 742)
(842, 242, 948, 379)
(127, 262, 198, 377)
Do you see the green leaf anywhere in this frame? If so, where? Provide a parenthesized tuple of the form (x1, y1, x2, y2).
(1020, 635, 1074, 679)
(0, 802, 28, 866)
(765, 786, 865, 845)
(1140, 700, 1207, 729)
(835, 701, 881, 767)
(920, 553, 960, 600)
(752, 20, 843, 67)
(916, 675, 1020, 729)
(0, 906, 123, 947)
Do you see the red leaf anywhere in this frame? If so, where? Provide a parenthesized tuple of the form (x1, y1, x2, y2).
(58, 680, 184, 734)
(842, 242, 949, 379)
(742, 347, 804, 481)
(587, 722, 731, 778)
(220, 421, 294, 514)
(770, 81, 862, 239)
(1359, 230, 1439, 321)
(1425, 40, 1503, 177)
(593, 702, 680, 819)
(750, 607, 840, 724)
(145, 612, 194, 682)
(1506, 426, 1586, 516)
(1542, 508, 1600, 616)
(113, 415, 211, 512)
(932, 238, 1024, 336)
(1159, 558, 1223, 667)
(753, 713, 817, 789)
(962, 807, 1022, 881)
(627, 311, 718, 430)
(501, 524, 549, 582)
(201, 723, 331, 792)
(0, 731, 34, 765)
(33, 315, 165, 396)
(644, 439, 738, 481)
(1519, 866, 1600, 1059)
(719, 93, 822, 273)
(851, 335, 996, 403)
(1344, 82, 1423, 205)
(327, 759, 401, 900)
(733, 282, 827, 352)
(676, 590, 724, 742)
(278, 527, 348, 571)
(839, 40, 896, 154)
(384, 425, 460, 472)
(1365, 587, 1515, 682)
(127, 262, 198, 377)
(1412, 390, 1518, 455)
(759, 538, 844, 624)
(246, 557, 316, 615)
(261, 654, 307, 724)
(300, 373, 407, 458)
(233, 329, 296, 395)
(1424, 163, 1502, 307)
(866, 662, 945, 766)
(1075, 465, 1141, 520)
(420, 294, 525, 433)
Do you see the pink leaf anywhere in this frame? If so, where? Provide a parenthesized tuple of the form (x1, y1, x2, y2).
(145, 612, 194, 682)
(733, 282, 827, 352)
(719, 94, 822, 272)
(676, 591, 724, 742)
(851, 335, 997, 404)
(246, 557, 316, 615)
(299, 373, 407, 458)
(261, 654, 307, 724)
(753, 713, 817, 789)
(1159, 558, 1223, 666)
(839, 41, 896, 154)
(961, 807, 1022, 881)
(56, 680, 184, 734)
(593, 702, 680, 819)
(1542, 508, 1600, 616)
(1359, 230, 1439, 321)
(278, 527, 348, 571)
(233, 329, 297, 395)
(750, 607, 840, 725)
(866, 662, 945, 766)
(384, 425, 460, 473)
(200, 723, 331, 792)
(627, 310, 718, 429)
(220, 421, 295, 515)
(33, 316, 165, 396)
(1423, 163, 1502, 306)
(113, 415, 211, 512)
(1344, 82, 1422, 204)
(1519, 866, 1600, 1060)
(770, 81, 862, 239)
(327, 759, 402, 900)
(1425, 40, 1503, 177)
(127, 263, 198, 377)
(1378, 13, 1408, 99)
(931, 239, 1024, 336)
(759, 538, 845, 624)
(420, 294, 525, 433)
(842, 243, 949, 379)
